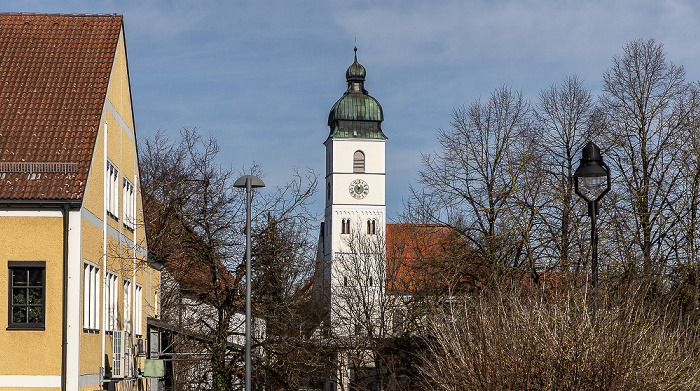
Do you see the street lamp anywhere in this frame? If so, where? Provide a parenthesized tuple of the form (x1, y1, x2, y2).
(234, 175, 265, 391)
(573, 141, 610, 317)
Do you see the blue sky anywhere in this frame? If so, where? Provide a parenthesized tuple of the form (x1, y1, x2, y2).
(6, 0, 700, 220)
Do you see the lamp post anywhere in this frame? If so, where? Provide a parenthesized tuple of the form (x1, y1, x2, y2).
(234, 175, 265, 391)
(573, 141, 610, 317)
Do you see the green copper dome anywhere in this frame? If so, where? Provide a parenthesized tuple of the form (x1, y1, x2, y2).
(346, 48, 366, 82)
(327, 47, 387, 140)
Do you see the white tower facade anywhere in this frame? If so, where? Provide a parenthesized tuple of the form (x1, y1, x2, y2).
(316, 48, 387, 337)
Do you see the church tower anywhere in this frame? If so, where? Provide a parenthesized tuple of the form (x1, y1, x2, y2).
(316, 47, 387, 336)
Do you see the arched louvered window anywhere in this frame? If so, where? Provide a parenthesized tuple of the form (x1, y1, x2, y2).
(353, 151, 365, 173)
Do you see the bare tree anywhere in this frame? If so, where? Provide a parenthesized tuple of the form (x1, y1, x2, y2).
(667, 83, 700, 316)
(251, 208, 340, 390)
(600, 38, 694, 285)
(407, 86, 530, 280)
(533, 75, 597, 274)
(141, 128, 319, 390)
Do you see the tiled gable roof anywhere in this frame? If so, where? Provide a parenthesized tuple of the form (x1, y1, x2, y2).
(0, 13, 123, 201)
(142, 193, 241, 301)
(386, 224, 474, 293)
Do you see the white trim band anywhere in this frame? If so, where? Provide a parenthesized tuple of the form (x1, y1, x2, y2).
(0, 375, 62, 387)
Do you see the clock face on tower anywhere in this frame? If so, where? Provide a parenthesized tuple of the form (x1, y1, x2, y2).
(349, 179, 369, 199)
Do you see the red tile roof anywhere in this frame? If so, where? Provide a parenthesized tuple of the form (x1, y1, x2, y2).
(143, 193, 242, 301)
(0, 13, 123, 201)
(386, 224, 476, 293)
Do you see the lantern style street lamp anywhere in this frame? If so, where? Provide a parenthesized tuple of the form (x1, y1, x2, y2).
(573, 141, 610, 316)
(234, 175, 265, 391)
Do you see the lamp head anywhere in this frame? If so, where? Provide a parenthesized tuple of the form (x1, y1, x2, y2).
(234, 175, 265, 189)
(574, 141, 611, 203)
(574, 141, 608, 191)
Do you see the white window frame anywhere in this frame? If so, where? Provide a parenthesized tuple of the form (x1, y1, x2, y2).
(123, 177, 135, 231)
(134, 284, 143, 337)
(105, 271, 118, 332)
(106, 160, 119, 220)
(123, 278, 131, 333)
(154, 288, 159, 319)
(83, 261, 100, 331)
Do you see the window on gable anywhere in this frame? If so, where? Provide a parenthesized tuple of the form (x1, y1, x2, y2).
(353, 151, 365, 173)
(341, 218, 351, 234)
(123, 279, 131, 333)
(8, 261, 45, 330)
(106, 161, 119, 220)
(105, 271, 118, 332)
(123, 177, 135, 232)
(134, 284, 143, 337)
(83, 262, 100, 332)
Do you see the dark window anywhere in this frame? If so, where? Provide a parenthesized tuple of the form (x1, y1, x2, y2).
(367, 219, 376, 235)
(342, 218, 351, 234)
(353, 151, 365, 173)
(8, 261, 45, 329)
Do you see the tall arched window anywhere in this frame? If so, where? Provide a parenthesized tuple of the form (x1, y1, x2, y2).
(353, 150, 365, 173)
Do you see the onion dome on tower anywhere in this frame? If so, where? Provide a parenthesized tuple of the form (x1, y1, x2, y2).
(327, 47, 387, 140)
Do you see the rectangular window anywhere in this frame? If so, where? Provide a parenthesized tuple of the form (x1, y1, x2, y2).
(106, 161, 119, 220)
(105, 271, 118, 332)
(341, 218, 350, 234)
(134, 284, 143, 337)
(8, 261, 45, 329)
(123, 177, 135, 231)
(123, 279, 131, 333)
(392, 309, 405, 334)
(154, 288, 159, 319)
(83, 262, 100, 332)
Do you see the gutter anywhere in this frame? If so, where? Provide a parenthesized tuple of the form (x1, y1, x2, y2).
(0, 199, 82, 208)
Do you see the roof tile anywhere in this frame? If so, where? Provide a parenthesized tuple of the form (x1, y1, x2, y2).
(0, 13, 123, 201)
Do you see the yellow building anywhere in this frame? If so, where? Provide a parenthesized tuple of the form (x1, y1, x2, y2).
(0, 14, 160, 390)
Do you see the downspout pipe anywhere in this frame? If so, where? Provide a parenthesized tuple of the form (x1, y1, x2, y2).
(61, 203, 69, 391)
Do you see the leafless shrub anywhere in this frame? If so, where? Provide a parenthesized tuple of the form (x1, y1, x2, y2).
(420, 285, 700, 390)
